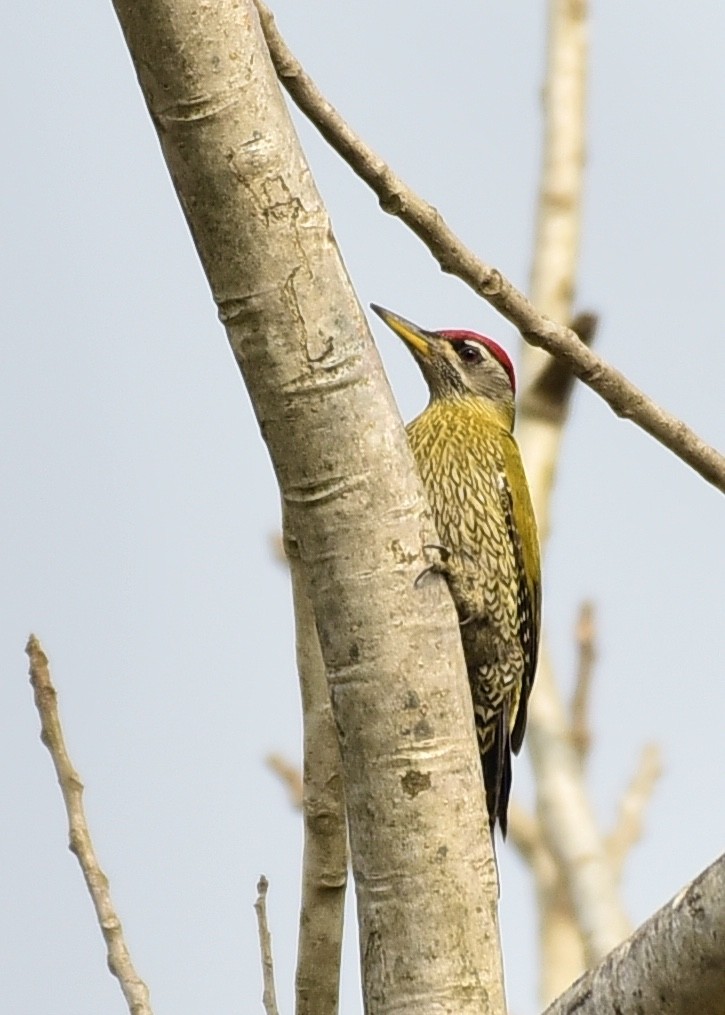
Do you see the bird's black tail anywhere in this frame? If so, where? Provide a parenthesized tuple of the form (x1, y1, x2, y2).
(482, 707, 512, 838)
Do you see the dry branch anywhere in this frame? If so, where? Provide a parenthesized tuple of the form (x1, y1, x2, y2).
(269, 522, 347, 1014)
(25, 635, 153, 1015)
(570, 601, 596, 763)
(286, 528, 347, 1015)
(255, 0, 725, 494)
(254, 876, 281, 1015)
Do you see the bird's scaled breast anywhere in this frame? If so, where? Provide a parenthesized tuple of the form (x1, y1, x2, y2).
(407, 401, 511, 562)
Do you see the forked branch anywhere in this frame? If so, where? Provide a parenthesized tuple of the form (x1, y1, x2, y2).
(254, 1, 725, 494)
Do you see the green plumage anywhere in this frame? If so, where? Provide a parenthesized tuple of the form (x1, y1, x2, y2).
(371, 303, 541, 836)
(408, 396, 541, 835)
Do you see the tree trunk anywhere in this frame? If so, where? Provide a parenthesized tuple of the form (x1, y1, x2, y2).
(111, 1, 507, 1011)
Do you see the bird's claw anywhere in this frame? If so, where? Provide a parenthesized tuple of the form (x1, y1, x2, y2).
(414, 564, 437, 589)
(414, 543, 453, 588)
(414, 543, 477, 588)
(422, 543, 452, 563)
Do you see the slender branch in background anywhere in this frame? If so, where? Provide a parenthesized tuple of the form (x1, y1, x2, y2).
(25, 635, 154, 1015)
(517, 0, 630, 996)
(254, 876, 281, 1015)
(266, 752, 304, 808)
(526, 0, 588, 368)
(543, 852, 725, 1015)
(266, 744, 350, 1012)
(270, 525, 346, 1010)
(254, 0, 725, 494)
(507, 799, 588, 1007)
(505, 0, 634, 999)
(269, 527, 346, 1014)
(285, 526, 347, 1015)
(570, 601, 596, 764)
(519, 312, 598, 426)
(606, 745, 662, 884)
(519, 312, 598, 544)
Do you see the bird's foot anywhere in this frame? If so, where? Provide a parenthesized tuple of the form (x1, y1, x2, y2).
(414, 544, 477, 588)
(414, 544, 451, 588)
(423, 543, 452, 562)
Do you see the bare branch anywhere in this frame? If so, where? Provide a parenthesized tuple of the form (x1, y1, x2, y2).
(270, 524, 346, 1013)
(25, 635, 153, 1015)
(255, 0, 725, 494)
(607, 745, 663, 882)
(544, 852, 725, 1015)
(286, 528, 347, 1015)
(266, 752, 304, 809)
(569, 601, 596, 764)
(254, 876, 280, 1015)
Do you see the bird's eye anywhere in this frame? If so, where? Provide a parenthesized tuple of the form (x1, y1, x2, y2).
(457, 343, 483, 365)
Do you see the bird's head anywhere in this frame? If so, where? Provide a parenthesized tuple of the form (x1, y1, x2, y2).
(371, 304, 516, 418)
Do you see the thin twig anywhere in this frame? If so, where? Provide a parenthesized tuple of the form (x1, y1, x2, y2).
(570, 601, 596, 763)
(25, 635, 153, 1015)
(607, 744, 663, 882)
(254, 0, 725, 494)
(254, 876, 280, 1015)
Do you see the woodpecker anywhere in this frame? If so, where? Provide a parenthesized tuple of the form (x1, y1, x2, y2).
(372, 304, 541, 836)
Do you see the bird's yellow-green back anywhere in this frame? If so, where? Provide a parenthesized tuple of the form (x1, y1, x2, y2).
(370, 304, 541, 837)
(408, 396, 540, 832)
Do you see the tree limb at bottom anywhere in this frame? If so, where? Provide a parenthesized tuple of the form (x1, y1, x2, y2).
(544, 852, 725, 1015)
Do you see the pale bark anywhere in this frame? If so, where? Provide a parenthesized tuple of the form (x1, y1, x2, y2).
(254, 1, 725, 495)
(543, 852, 725, 1015)
(111, 2, 506, 1012)
(285, 527, 347, 1015)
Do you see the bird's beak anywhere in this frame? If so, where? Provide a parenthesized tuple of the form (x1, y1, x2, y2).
(370, 304, 432, 359)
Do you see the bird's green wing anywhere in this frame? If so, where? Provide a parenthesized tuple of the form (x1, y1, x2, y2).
(496, 439, 541, 754)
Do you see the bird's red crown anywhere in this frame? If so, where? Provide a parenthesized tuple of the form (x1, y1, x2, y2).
(437, 330, 516, 393)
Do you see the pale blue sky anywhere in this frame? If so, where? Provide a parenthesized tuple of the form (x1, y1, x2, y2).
(2, 3, 723, 1013)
